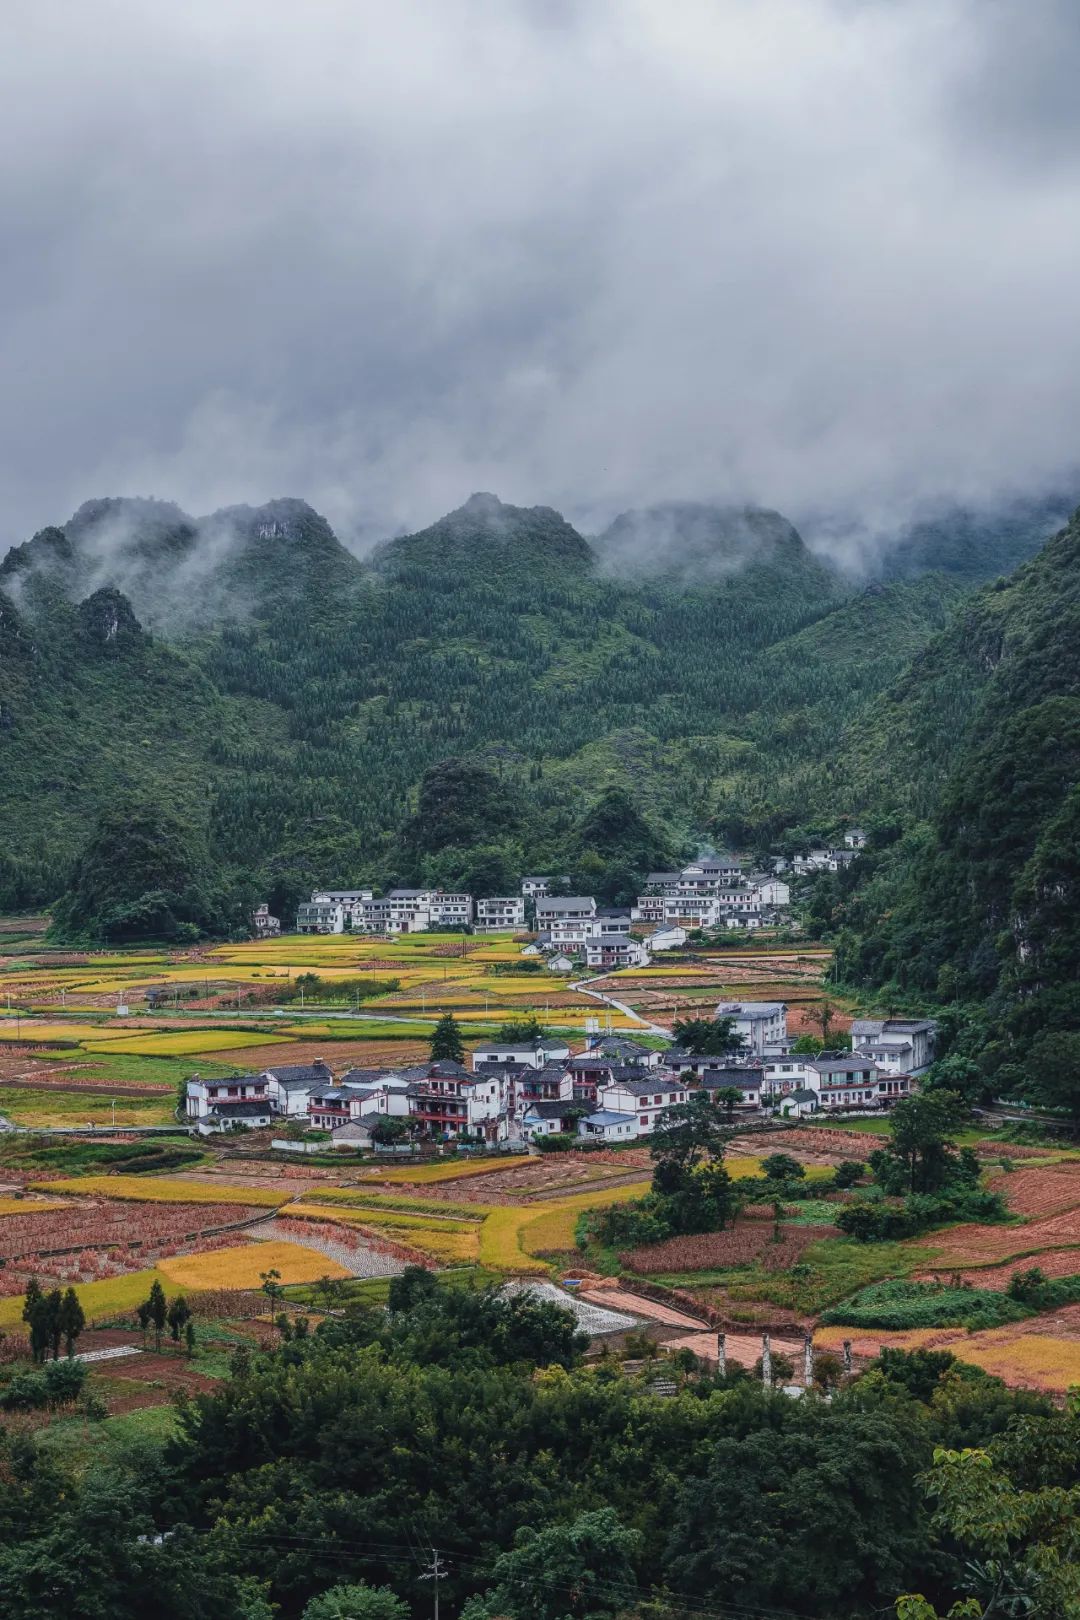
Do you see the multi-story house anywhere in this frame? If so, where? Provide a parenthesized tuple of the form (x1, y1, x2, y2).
(662, 894, 721, 929)
(807, 1054, 881, 1110)
(535, 895, 596, 929)
(850, 1018, 938, 1075)
(549, 915, 604, 948)
(475, 896, 526, 932)
(296, 899, 345, 934)
(715, 1001, 787, 1054)
(598, 1076, 689, 1134)
(251, 903, 281, 936)
(521, 876, 553, 898)
(696, 1065, 765, 1110)
(307, 1086, 354, 1130)
(260, 1060, 335, 1117)
(844, 829, 868, 849)
(584, 935, 650, 970)
(631, 893, 667, 923)
(471, 1037, 570, 1071)
(746, 875, 791, 907)
(311, 889, 375, 927)
(186, 1073, 272, 1133)
(428, 892, 474, 928)
(407, 1061, 508, 1142)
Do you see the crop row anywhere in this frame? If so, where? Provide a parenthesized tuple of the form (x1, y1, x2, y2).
(624, 1220, 841, 1275)
(36, 1175, 289, 1206)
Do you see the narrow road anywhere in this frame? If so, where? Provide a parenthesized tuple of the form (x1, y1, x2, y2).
(568, 974, 671, 1038)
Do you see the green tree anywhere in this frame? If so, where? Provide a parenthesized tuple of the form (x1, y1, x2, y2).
(462, 1509, 640, 1620)
(872, 1090, 968, 1194)
(650, 1095, 730, 1179)
(146, 1280, 168, 1350)
(497, 1017, 546, 1042)
(761, 1152, 806, 1183)
(57, 1288, 85, 1359)
(430, 1012, 465, 1064)
(302, 1585, 408, 1620)
(21, 1280, 49, 1365)
(671, 1016, 744, 1057)
(370, 1115, 409, 1147)
(166, 1296, 192, 1344)
(400, 758, 522, 862)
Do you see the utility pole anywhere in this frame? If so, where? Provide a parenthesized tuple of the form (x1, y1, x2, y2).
(420, 1549, 447, 1620)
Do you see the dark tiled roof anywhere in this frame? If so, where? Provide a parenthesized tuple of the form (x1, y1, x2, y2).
(209, 1100, 270, 1118)
(527, 1100, 578, 1119)
(264, 1062, 333, 1086)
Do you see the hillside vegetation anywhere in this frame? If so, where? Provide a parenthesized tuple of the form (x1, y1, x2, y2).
(0, 490, 968, 927)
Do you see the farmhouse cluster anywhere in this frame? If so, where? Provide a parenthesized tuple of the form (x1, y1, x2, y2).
(280, 853, 800, 968)
(184, 1004, 936, 1145)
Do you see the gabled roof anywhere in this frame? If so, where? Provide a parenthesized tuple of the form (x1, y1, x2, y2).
(340, 1068, 389, 1089)
(716, 1001, 785, 1018)
(525, 1100, 578, 1119)
(208, 1099, 270, 1118)
(582, 1110, 637, 1127)
(263, 1062, 333, 1086)
(535, 896, 596, 911)
(427, 1060, 468, 1077)
(603, 1077, 684, 1096)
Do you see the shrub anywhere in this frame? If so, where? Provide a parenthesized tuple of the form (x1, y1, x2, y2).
(833, 1160, 865, 1189)
(0, 1357, 87, 1410)
(1006, 1266, 1080, 1311)
(820, 1279, 1030, 1331)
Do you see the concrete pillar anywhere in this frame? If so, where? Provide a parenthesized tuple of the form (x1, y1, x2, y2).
(716, 1332, 726, 1377)
(804, 1331, 814, 1388)
(761, 1332, 772, 1389)
(843, 1339, 853, 1376)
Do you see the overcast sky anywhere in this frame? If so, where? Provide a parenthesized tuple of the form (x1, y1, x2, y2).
(2, 0, 1079, 551)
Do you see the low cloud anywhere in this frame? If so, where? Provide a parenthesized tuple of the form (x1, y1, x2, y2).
(2, 1, 1080, 558)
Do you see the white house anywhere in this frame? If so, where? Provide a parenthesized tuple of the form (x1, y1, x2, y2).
(850, 1018, 938, 1075)
(311, 889, 375, 928)
(577, 1109, 638, 1142)
(807, 1055, 881, 1109)
(591, 1036, 662, 1070)
(476, 896, 526, 932)
(522, 876, 562, 898)
(844, 829, 868, 849)
(472, 1037, 570, 1071)
(408, 1061, 510, 1142)
(263, 1060, 335, 1117)
(632, 894, 667, 923)
(535, 895, 596, 927)
(649, 924, 687, 952)
(428, 892, 474, 928)
(747, 876, 790, 907)
(662, 895, 721, 929)
(251, 903, 281, 936)
(598, 1076, 689, 1133)
(697, 1066, 765, 1110)
(549, 915, 604, 947)
(296, 900, 345, 934)
(547, 953, 575, 973)
(584, 935, 650, 970)
(186, 1073, 272, 1133)
(715, 1001, 787, 1054)
(521, 1099, 579, 1139)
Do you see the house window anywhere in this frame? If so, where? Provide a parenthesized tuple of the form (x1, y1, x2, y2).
(640, 1115, 648, 1125)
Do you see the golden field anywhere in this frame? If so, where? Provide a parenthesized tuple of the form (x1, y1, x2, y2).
(159, 1240, 350, 1290)
(36, 1175, 289, 1207)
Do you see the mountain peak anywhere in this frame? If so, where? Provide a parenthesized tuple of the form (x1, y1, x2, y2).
(373, 495, 594, 579)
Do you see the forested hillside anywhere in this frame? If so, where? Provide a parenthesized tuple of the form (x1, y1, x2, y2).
(0, 489, 995, 934)
(816, 508, 1080, 1109)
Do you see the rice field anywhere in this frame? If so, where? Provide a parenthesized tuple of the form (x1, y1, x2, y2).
(0, 1266, 169, 1330)
(479, 1184, 648, 1272)
(816, 1304, 1080, 1394)
(0, 1196, 70, 1216)
(36, 1175, 290, 1207)
(79, 1030, 291, 1056)
(158, 1239, 351, 1290)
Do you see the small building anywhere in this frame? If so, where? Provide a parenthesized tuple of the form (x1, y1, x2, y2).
(578, 1109, 638, 1142)
(521, 1099, 579, 1139)
(521, 876, 555, 898)
(472, 1038, 570, 1072)
(535, 895, 597, 927)
(546, 953, 575, 973)
(251, 903, 280, 936)
(779, 1087, 818, 1119)
(591, 1036, 661, 1070)
(197, 1099, 273, 1134)
(808, 1054, 881, 1109)
(649, 925, 686, 951)
(632, 894, 667, 923)
(697, 1065, 766, 1110)
(308, 1086, 353, 1130)
(844, 828, 868, 849)
(475, 896, 526, 932)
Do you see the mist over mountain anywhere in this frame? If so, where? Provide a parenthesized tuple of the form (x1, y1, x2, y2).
(0, 496, 359, 631)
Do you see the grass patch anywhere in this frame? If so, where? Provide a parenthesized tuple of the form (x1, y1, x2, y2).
(0, 1137, 205, 1175)
(34, 1402, 181, 1473)
(299, 1188, 489, 1219)
(723, 1235, 941, 1314)
(0, 1089, 176, 1128)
